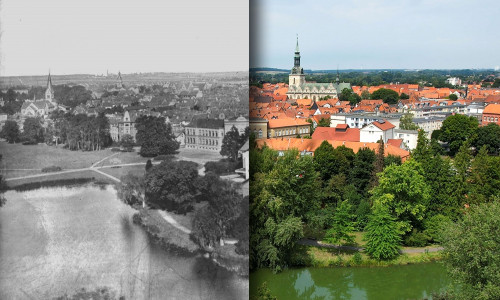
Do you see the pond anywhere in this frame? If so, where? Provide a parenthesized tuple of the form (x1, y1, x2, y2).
(250, 262, 450, 300)
(0, 184, 248, 299)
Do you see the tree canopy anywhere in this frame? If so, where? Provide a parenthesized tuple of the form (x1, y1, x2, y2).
(135, 115, 179, 157)
(220, 126, 249, 161)
(371, 88, 399, 104)
(439, 114, 478, 155)
(440, 201, 500, 299)
(0, 120, 20, 143)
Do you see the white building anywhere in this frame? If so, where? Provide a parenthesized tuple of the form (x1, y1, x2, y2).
(446, 77, 462, 86)
(331, 113, 401, 129)
(413, 116, 445, 139)
(394, 129, 419, 150)
(360, 120, 395, 144)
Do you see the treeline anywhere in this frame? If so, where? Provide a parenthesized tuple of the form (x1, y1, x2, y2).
(48, 111, 112, 150)
(250, 69, 497, 87)
(250, 127, 500, 272)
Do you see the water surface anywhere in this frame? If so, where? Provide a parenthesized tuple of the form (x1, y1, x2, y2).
(0, 184, 248, 299)
(250, 262, 450, 300)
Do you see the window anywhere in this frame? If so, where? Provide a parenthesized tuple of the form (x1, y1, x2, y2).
(258, 129, 263, 138)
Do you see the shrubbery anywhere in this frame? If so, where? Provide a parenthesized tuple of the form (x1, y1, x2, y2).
(41, 166, 62, 173)
(204, 159, 241, 175)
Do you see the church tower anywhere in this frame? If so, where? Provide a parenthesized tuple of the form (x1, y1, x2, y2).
(289, 35, 305, 88)
(45, 71, 55, 102)
(117, 71, 124, 88)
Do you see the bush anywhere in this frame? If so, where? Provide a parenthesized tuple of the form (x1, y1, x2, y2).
(153, 154, 175, 162)
(111, 147, 121, 152)
(204, 159, 241, 175)
(41, 166, 62, 173)
(352, 252, 362, 265)
(404, 229, 430, 247)
(424, 214, 451, 243)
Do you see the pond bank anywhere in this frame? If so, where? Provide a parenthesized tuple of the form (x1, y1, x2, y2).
(291, 244, 443, 269)
(134, 208, 249, 276)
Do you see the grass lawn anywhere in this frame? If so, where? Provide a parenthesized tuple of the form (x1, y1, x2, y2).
(176, 147, 222, 165)
(139, 208, 199, 253)
(99, 164, 147, 180)
(294, 244, 442, 268)
(0, 142, 112, 172)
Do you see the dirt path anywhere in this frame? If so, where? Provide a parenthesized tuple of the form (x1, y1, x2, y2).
(298, 239, 443, 253)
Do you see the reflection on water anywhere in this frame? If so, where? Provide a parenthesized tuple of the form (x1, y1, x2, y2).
(0, 184, 248, 299)
(251, 262, 450, 300)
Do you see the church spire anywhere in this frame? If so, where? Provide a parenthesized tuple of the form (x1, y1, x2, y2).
(295, 34, 300, 53)
(45, 70, 54, 101)
(294, 34, 301, 68)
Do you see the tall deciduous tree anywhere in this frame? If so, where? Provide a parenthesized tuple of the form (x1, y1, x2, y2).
(439, 114, 478, 155)
(220, 125, 248, 161)
(22, 117, 44, 144)
(364, 198, 402, 260)
(324, 200, 355, 245)
(136, 115, 179, 157)
(0, 120, 20, 143)
(399, 113, 419, 130)
(118, 173, 145, 207)
(370, 159, 431, 234)
(473, 123, 500, 155)
(371, 88, 399, 104)
(145, 160, 199, 213)
(440, 201, 500, 299)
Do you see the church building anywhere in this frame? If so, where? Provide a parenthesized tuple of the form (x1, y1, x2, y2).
(286, 37, 351, 101)
(21, 72, 58, 118)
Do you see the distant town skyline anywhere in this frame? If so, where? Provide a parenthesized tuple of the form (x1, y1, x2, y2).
(0, 0, 248, 76)
(251, 0, 500, 71)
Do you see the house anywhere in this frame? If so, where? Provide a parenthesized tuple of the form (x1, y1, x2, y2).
(249, 118, 268, 139)
(256, 138, 410, 160)
(482, 104, 500, 126)
(267, 118, 310, 138)
(224, 115, 249, 135)
(236, 140, 249, 180)
(311, 124, 360, 142)
(109, 110, 138, 142)
(185, 118, 225, 152)
(393, 129, 419, 150)
(360, 120, 395, 144)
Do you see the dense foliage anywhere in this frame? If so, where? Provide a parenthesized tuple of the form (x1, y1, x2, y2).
(0, 120, 20, 143)
(440, 201, 500, 300)
(135, 115, 179, 157)
(220, 126, 249, 161)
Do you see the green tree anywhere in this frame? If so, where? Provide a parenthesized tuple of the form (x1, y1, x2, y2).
(439, 114, 478, 155)
(250, 149, 321, 271)
(21, 117, 44, 144)
(0, 120, 20, 143)
(473, 123, 500, 155)
(220, 125, 247, 161)
(120, 134, 135, 152)
(324, 200, 355, 245)
(370, 139, 385, 188)
(448, 94, 458, 101)
(136, 115, 179, 157)
(317, 117, 330, 127)
(364, 199, 402, 260)
(145, 159, 153, 172)
(145, 160, 199, 213)
(349, 147, 376, 195)
(117, 173, 145, 207)
(468, 146, 500, 205)
(440, 201, 500, 299)
(371, 159, 431, 234)
(399, 113, 419, 130)
(339, 88, 361, 105)
(361, 90, 371, 100)
(371, 88, 399, 104)
(400, 93, 410, 99)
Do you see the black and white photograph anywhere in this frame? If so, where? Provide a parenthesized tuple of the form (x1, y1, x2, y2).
(0, 0, 249, 299)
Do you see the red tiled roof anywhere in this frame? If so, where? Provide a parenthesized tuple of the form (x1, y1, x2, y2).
(311, 126, 360, 142)
(268, 118, 310, 128)
(483, 104, 500, 115)
(387, 139, 403, 148)
(256, 138, 410, 160)
(372, 120, 395, 131)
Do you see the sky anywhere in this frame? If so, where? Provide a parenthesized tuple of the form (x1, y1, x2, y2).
(251, 0, 500, 70)
(0, 0, 248, 76)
